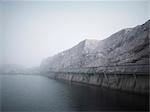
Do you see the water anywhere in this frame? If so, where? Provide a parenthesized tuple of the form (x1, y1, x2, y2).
(1, 74, 149, 111)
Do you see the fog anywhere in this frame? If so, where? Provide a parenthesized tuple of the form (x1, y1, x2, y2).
(0, 0, 149, 67)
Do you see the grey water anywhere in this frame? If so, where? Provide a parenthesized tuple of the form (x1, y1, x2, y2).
(1, 74, 149, 111)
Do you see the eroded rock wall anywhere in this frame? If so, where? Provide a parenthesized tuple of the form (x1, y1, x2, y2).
(41, 20, 149, 94)
(47, 73, 149, 95)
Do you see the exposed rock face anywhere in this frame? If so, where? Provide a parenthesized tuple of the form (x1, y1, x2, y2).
(41, 20, 149, 94)
(41, 20, 149, 74)
(41, 39, 100, 71)
(48, 72, 149, 94)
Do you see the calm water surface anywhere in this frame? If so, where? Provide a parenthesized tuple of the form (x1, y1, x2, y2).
(1, 74, 149, 111)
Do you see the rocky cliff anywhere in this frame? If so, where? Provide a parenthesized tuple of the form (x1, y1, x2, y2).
(40, 20, 149, 94)
(41, 39, 100, 71)
(41, 20, 149, 73)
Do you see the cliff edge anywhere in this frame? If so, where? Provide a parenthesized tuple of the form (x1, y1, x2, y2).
(41, 20, 149, 74)
(40, 20, 149, 94)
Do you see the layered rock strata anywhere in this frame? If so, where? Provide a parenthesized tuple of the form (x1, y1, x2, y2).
(41, 20, 150, 94)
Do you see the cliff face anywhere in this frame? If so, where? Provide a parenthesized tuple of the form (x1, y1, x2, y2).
(41, 20, 149, 74)
(40, 20, 149, 94)
(41, 39, 100, 71)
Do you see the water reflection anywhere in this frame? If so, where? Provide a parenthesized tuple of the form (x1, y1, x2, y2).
(1, 74, 149, 111)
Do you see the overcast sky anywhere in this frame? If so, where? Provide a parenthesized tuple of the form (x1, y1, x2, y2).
(0, 0, 149, 67)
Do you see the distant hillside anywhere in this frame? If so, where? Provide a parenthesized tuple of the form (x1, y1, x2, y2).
(0, 64, 40, 74)
(41, 20, 149, 74)
(0, 64, 28, 74)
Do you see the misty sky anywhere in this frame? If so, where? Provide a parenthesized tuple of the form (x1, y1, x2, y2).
(0, 0, 149, 67)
